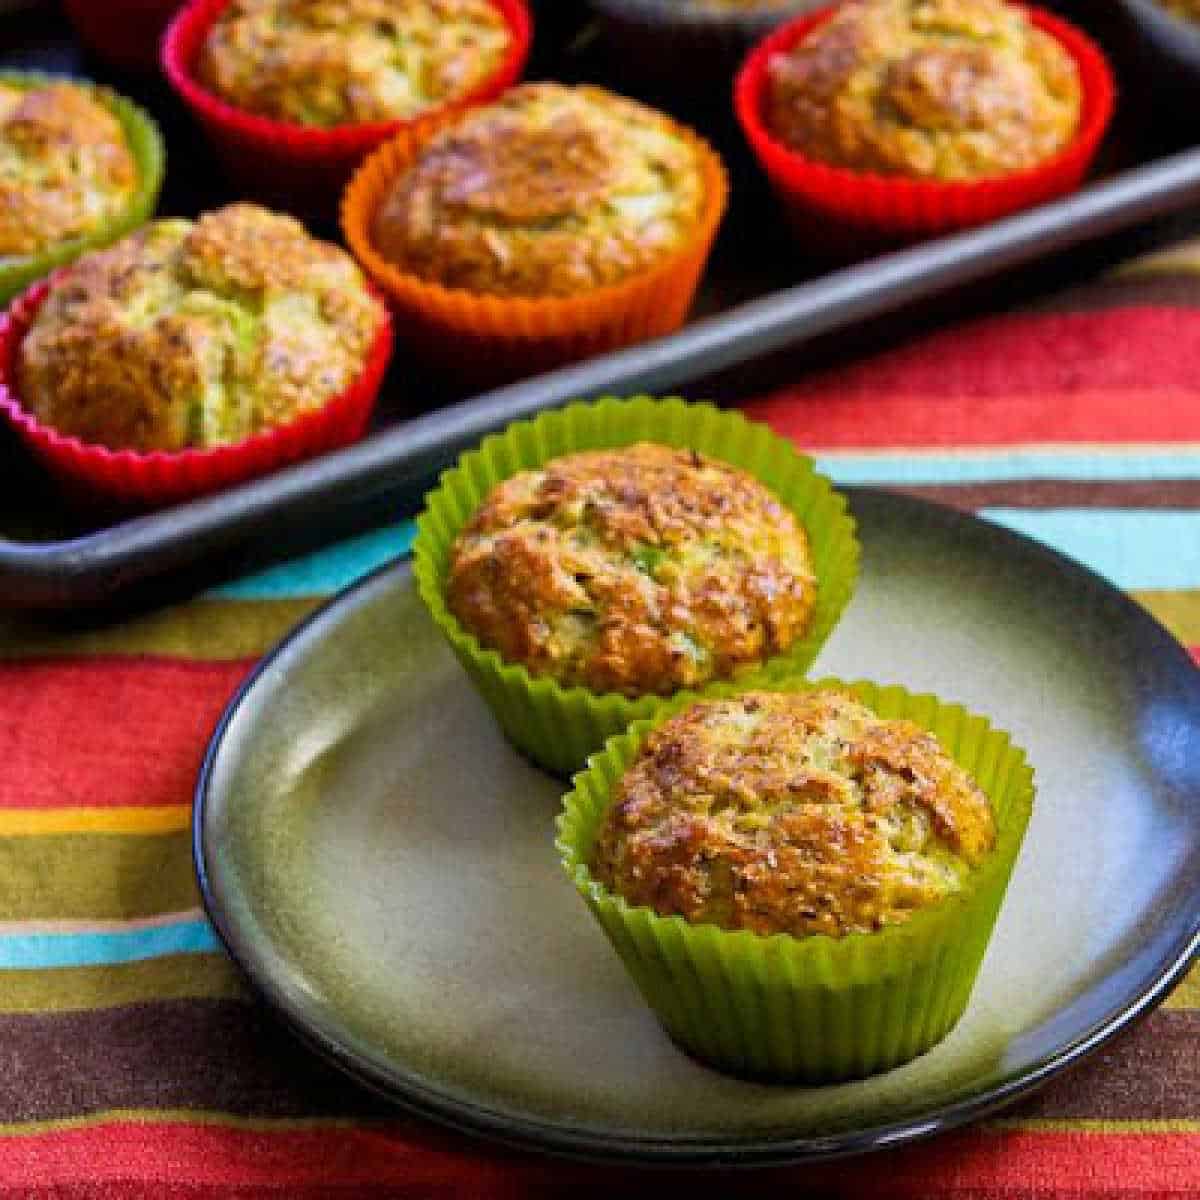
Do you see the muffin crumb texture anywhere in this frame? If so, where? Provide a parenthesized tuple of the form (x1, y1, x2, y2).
(0, 81, 137, 256)
(766, 0, 1082, 180)
(198, 0, 512, 127)
(447, 443, 816, 696)
(18, 203, 382, 451)
(592, 690, 997, 937)
(372, 83, 708, 296)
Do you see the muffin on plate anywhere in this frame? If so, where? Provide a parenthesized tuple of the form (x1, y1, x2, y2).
(763, 0, 1081, 181)
(559, 681, 1035, 1081)
(343, 83, 727, 381)
(592, 690, 995, 936)
(446, 444, 817, 696)
(413, 396, 859, 777)
(0, 203, 391, 505)
(0, 75, 164, 303)
(734, 0, 1114, 241)
(196, 0, 515, 127)
(162, 0, 530, 213)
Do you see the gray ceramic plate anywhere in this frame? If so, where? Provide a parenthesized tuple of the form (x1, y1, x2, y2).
(195, 490, 1200, 1166)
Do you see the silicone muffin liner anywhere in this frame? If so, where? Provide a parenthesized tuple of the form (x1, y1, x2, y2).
(557, 678, 1036, 1082)
(589, 0, 824, 88)
(734, 6, 1116, 245)
(413, 396, 860, 777)
(342, 116, 729, 386)
(0, 277, 393, 509)
(63, 0, 182, 72)
(0, 73, 165, 307)
(162, 0, 531, 214)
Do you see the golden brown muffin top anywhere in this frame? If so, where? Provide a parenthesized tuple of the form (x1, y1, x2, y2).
(0, 81, 138, 257)
(197, 0, 512, 127)
(447, 443, 816, 697)
(372, 83, 708, 297)
(765, 0, 1082, 180)
(1160, 0, 1200, 19)
(592, 690, 997, 938)
(18, 203, 382, 452)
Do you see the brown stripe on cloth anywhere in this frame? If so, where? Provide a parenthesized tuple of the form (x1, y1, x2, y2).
(1031, 273, 1200, 316)
(0, 1003, 1192, 1125)
(887, 480, 1200, 512)
(0, 1001, 393, 1122)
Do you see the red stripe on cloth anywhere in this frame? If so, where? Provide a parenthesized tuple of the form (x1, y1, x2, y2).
(0, 658, 254, 810)
(745, 308, 1200, 449)
(0, 1123, 1196, 1195)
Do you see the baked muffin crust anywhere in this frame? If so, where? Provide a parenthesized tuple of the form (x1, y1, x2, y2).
(197, 0, 512, 127)
(447, 444, 816, 696)
(18, 203, 382, 452)
(765, 0, 1082, 180)
(0, 82, 137, 256)
(1160, 0, 1200, 18)
(372, 83, 708, 297)
(592, 690, 997, 938)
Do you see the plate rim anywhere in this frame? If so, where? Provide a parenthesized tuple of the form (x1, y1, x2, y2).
(193, 487, 1200, 1168)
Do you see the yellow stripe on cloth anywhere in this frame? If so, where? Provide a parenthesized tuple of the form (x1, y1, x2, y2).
(985, 1119, 1200, 1134)
(0, 806, 190, 837)
(1133, 590, 1200, 648)
(1165, 964, 1200, 1011)
(0, 598, 320, 662)
(0, 954, 246, 1014)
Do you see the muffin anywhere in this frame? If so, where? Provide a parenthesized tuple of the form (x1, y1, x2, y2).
(592, 690, 995, 937)
(18, 204, 382, 452)
(414, 396, 859, 777)
(344, 84, 727, 380)
(447, 444, 817, 696)
(734, 2, 1114, 241)
(162, 0, 530, 213)
(763, 0, 1081, 181)
(196, 0, 515, 127)
(558, 679, 1036, 1081)
(0, 82, 138, 257)
(0, 203, 391, 505)
(0, 77, 164, 304)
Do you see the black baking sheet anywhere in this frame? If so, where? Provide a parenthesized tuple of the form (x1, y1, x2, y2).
(3, 0, 1200, 610)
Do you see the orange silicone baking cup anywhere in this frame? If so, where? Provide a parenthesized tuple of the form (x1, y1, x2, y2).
(341, 110, 730, 384)
(162, 0, 532, 214)
(735, 5, 1116, 244)
(0, 274, 393, 510)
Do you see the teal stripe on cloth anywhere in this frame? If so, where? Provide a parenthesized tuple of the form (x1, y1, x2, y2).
(813, 448, 1200, 486)
(0, 921, 220, 969)
(979, 509, 1200, 590)
(209, 524, 415, 600)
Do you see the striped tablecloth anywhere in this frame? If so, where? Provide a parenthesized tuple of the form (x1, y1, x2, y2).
(1, 245, 1198, 1197)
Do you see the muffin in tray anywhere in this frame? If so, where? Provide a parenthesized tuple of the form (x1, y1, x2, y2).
(197, 0, 515, 127)
(343, 84, 727, 381)
(162, 0, 530, 213)
(413, 396, 859, 777)
(559, 681, 1035, 1081)
(734, 0, 1114, 242)
(0, 75, 164, 303)
(762, 0, 1082, 181)
(446, 444, 817, 697)
(0, 203, 391, 506)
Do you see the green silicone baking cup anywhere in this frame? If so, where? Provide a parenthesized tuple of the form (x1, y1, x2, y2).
(556, 678, 1036, 1082)
(0, 72, 166, 305)
(413, 396, 861, 777)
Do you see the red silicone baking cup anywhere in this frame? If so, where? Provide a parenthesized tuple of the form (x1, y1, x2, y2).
(0, 276, 394, 510)
(735, 5, 1116, 243)
(162, 0, 532, 212)
(63, 0, 183, 72)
